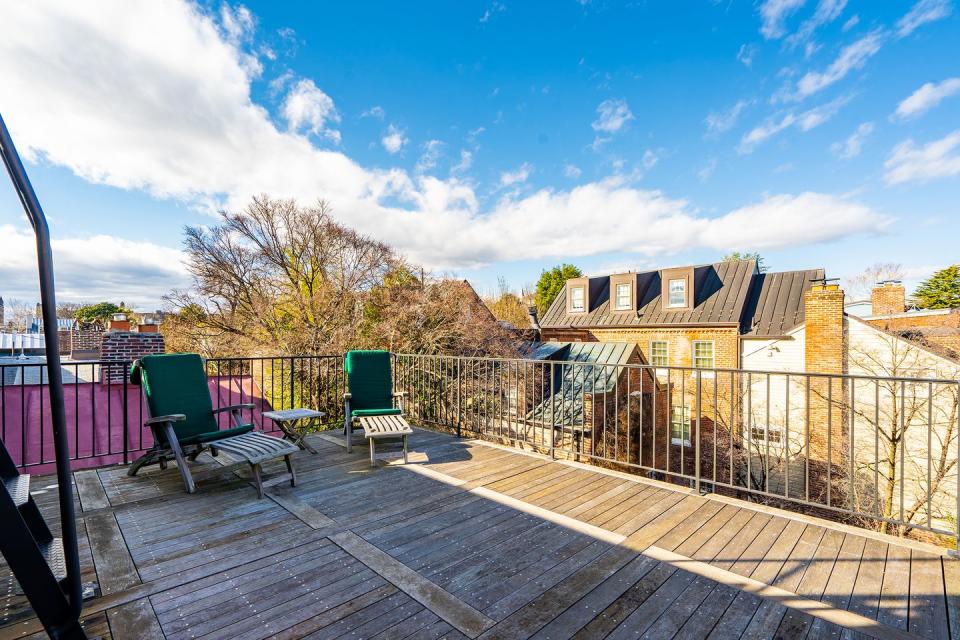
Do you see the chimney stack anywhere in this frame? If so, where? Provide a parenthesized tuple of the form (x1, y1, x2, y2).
(107, 313, 131, 332)
(870, 280, 906, 316)
(804, 280, 847, 463)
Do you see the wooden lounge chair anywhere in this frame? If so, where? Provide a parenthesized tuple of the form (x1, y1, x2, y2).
(129, 353, 294, 494)
(343, 350, 406, 453)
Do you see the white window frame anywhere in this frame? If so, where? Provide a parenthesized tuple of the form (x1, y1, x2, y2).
(649, 340, 669, 367)
(692, 340, 715, 369)
(667, 278, 687, 308)
(615, 282, 632, 310)
(748, 422, 784, 447)
(570, 286, 585, 312)
(670, 405, 691, 446)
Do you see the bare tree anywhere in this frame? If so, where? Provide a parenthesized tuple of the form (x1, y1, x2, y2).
(168, 195, 516, 359)
(843, 263, 905, 301)
(845, 327, 959, 539)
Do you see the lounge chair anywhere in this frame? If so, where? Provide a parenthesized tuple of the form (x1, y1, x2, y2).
(129, 353, 297, 495)
(343, 350, 406, 453)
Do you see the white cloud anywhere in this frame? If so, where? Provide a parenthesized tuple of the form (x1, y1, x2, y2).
(220, 3, 254, 44)
(842, 14, 859, 31)
(893, 77, 960, 120)
(739, 96, 848, 153)
(896, 0, 953, 37)
(641, 149, 659, 170)
(0, 225, 189, 307)
(697, 158, 718, 182)
(361, 105, 385, 120)
(415, 139, 444, 174)
(831, 121, 874, 159)
(500, 162, 533, 187)
(451, 150, 473, 174)
(736, 44, 757, 67)
(789, 31, 883, 101)
(479, 1, 505, 23)
(705, 100, 751, 136)
(592, 99, 634, 133)
(759, 0, 806, 39)
(884, 130, 960, 185)
(281, 78, 341, 142)
(563, 164, 582, 179)
(381, 124, 407, 154)
(0, 0, 891, 278)
(785, 0, 847, 49)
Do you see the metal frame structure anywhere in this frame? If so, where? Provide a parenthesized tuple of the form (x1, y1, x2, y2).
(0, 113, 85, 638)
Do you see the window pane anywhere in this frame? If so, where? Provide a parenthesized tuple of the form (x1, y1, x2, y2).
(693, 341, 714, 368)
(668, 278, 686, 307)
(570, 286, 585, 311)
(670, 405, 690, 444)
(615, 283, 631, 309)
(650, 341, 668, 366)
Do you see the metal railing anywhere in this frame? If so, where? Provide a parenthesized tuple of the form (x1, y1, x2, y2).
(2, 349, 957, 547)
(394, 353, 960, 547)
(0, 356, 345, 471)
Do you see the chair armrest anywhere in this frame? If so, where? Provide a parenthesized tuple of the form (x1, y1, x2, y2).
(212, 403, 255, 414)
(343, 392, 352, 400)
(392, 391, 408, 398)
(145, 414, 186, 426)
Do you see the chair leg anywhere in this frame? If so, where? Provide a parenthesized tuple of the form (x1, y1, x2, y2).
(346, 419, 354, 454)
(369, 438, 375, 467)
(250, 463, 264, 499)
(285, 454, 297, 488)
(163, 424, 195, 494)
(127, 449, 159, 477)
(403, 435, 408, 464)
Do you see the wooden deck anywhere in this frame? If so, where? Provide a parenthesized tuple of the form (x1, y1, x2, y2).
(1, 428, 957, 640)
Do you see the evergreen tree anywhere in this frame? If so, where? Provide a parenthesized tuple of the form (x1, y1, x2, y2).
(913, 265, 960, 309)
(534, 264, 582, 315)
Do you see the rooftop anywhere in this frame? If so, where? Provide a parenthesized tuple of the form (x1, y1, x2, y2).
(540, 260, 825, 337)
(2, 428, 956, 639)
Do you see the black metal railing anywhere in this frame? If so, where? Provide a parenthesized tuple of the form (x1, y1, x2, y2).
(0, 356, 345, 471)
(394, 353, 960, 548)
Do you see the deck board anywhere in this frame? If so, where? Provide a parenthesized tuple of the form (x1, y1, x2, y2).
(1, 428, 955, 640)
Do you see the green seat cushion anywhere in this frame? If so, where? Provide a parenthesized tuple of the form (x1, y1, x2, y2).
(345, 350, 396, 412)
(351, 408, 402, 418)
(131, 353, 232, 448)
(181, 424, 254, 446)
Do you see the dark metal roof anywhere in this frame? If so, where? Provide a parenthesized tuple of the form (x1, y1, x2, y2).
(740, 268, 824, 337)
(541, 260, 757, 329)
(539, 260, 822, 338)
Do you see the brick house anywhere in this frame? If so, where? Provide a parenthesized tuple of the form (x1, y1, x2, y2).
(533, 262, 958, 537)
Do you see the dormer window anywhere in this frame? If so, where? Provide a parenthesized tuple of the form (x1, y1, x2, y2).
(668, 278, 686, 307)
(570, 286, 585, 312)
(609, 273, 635, 313)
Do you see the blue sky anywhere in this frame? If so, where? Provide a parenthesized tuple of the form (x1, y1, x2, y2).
(1, 0, 958, 308)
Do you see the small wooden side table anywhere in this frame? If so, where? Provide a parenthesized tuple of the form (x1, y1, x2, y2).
(262, 408, 325, 454)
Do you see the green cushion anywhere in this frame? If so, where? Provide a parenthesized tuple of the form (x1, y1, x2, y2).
(345, 350, 395, 412)
(182, 424, 254, 446)
(131, 353, 232, 448)
(351, 408, 402, 418)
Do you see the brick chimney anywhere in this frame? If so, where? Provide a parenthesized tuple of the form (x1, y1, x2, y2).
(803, 281, 847, 472)
(107, 313, 131, 332)
(99, 319, 164, 383)
(137, 322, 160, 334)
(870, 281, 905, 316)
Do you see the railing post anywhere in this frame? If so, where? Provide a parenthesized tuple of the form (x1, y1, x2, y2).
(289, 357, 296, 410)
(122, 362, 129, 464)
(550, 361, 556, 460)
(456, 357, 462, 438)
(694, 369, 702, 494)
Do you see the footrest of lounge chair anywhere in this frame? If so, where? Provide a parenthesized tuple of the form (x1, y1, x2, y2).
(358, 415, 413, 467)
(209, 432, 300, 498)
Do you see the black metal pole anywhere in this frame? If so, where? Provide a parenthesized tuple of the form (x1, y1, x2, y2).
(0, 113, 83, 618)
